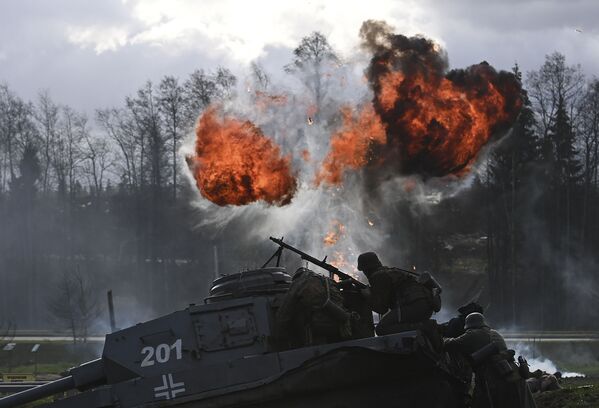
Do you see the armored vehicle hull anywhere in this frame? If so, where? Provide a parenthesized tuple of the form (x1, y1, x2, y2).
(44, 332, 462, 408)
(0, 267, 466, 408)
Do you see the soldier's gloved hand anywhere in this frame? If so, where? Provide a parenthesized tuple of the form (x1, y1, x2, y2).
(518, 356, 531, 379)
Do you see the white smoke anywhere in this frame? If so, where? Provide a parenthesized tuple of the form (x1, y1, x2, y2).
(178, 45, 483, 278)
(509, 342, 585, 378)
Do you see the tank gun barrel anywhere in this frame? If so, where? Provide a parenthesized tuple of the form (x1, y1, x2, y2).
(0, 358, 105, 408)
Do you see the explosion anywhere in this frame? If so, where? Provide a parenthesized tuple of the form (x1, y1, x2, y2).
(365, 20, 522, 177)
(323, 220, 346, 246)
(187, 106, 297, 206)
(187, 21, 523, 208)
(315, 105, 386, 185)
(317, 20, 522, 184)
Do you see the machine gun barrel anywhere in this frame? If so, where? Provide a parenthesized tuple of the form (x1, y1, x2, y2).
(269, 237, 367, 289)
(0, 358, 105, 408)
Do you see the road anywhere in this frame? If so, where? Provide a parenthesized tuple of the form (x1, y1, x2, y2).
(8, 331, 599, 343)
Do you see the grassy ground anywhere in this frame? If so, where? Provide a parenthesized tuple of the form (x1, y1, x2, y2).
(533, 360, 599, 408)
(535, 376, 599, 408)
(0, 341, 99, 378)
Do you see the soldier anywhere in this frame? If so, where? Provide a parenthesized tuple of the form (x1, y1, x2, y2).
(356, 252, 437, 336)
(275, 267, 353, 348)
(444, 312, 537, 408)
(526, 370, 562, 393)
(441, 301, 484, 338)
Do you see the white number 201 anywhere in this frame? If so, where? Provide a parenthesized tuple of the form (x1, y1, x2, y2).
(141, 339, 182, 367)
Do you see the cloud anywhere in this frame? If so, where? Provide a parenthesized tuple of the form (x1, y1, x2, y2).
(63, 0, 427, 62)
(0, 0, 598, 116)
(67, 26, 130, 54)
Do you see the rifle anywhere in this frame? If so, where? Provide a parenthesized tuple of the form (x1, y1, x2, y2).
(268, 237, 368, 289)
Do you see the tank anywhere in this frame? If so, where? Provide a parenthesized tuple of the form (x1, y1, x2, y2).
(0, 260, 468, 407)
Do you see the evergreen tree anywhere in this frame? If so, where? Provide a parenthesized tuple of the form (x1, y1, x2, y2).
(549, 96, 582, 185)
(486, 64, 541, 324)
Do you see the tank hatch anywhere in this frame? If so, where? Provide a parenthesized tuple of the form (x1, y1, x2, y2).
(206, 267, 291, 303)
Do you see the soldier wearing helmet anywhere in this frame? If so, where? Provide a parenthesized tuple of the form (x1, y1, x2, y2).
(357, 252, 435, 335)
(441, 301, 484, 338)
(275, 267, 353, 348)
(444, 313, 537, 408)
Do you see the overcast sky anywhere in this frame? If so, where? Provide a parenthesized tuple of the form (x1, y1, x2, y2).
(0, 0, 597, 114)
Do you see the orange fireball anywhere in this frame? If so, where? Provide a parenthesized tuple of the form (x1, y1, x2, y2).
(372, 64, 521, 176)
(317, 21, 522, 185)
(315, 105, 386, 185)
(188, 107, 297, 206)
(364, 21, 522, 177)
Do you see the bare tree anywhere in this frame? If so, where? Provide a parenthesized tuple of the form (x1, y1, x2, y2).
(127, 81, 168, 193)
(184, 69, 216, 124)
(81, 129, 113, 198)
(158, 76, 185, 201)
(56, 106, 86, 199)
(96, 108, 139, 190)
(213, 67, 237, 100)
(48, 269, 101, 344)
(0, 85, 37, 192)
(183, 67, 237, 124)
(285, 32, 340, 120)
(527, 52, 585, 140)
(250, 62, 270, 91)
(34, 90, 59, 193)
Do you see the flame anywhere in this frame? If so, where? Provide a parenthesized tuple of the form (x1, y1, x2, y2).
(315, 105, 386, 185)
(330, 251, 361, 277)
(323, 220, 346, 246)
(372, 65, 521, 177)
(254, 91, 288, 111)
(187, 106, 297, 206)
(316, 21, 522, 185)
(330, 251, 348, 269)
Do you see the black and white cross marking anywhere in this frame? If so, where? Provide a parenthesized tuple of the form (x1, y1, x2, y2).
(153, 373, 186, 400)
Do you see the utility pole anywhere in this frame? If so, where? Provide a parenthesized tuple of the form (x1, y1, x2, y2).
(107, 290, 116, 333)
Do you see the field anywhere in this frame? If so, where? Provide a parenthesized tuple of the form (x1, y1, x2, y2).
(535, 376, 599, 408)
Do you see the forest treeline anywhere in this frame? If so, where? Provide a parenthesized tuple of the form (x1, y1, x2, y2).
(0, 32, 598, 333)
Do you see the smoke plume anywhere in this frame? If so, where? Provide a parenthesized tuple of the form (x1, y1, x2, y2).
(182, 20, 522, 280)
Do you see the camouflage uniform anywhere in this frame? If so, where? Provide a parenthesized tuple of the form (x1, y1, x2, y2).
(444, 322, 537, 408)
(276, 268, 352, 347)
(366, 266, 434, 335)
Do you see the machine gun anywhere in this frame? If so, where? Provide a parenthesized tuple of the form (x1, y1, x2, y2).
(266, 237, 443, 311)
(266, 237, 367, 289)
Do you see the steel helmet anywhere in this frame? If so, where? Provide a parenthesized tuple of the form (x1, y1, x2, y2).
(357, 252, 382, 271)
(464, 312, 488, 330)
